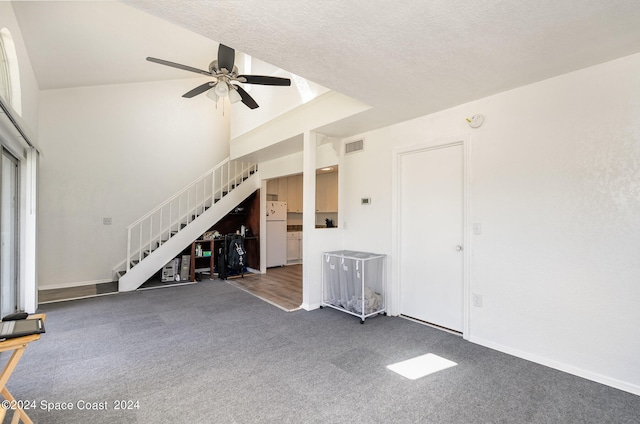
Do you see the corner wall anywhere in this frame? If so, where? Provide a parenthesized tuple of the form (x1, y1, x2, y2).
(339, 53, 640, 394)
(38, 78, 230, 289)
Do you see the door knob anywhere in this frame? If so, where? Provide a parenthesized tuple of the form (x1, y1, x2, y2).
(456, 245, 464, 251)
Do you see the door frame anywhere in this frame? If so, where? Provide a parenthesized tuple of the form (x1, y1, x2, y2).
(0, 146, 20, 315)
(390, 136, 471, 339)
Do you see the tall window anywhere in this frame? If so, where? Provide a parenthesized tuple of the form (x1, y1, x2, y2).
(0, 31, 10, 104)
(0, 28, 20, 115)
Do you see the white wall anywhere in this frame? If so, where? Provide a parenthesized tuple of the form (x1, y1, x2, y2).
(229, 66, 329, 139)
(38, 78, 230, 288)
(336, 53, 640, 394)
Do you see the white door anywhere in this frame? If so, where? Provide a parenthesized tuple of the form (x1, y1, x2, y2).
(399, 143, 464, 332)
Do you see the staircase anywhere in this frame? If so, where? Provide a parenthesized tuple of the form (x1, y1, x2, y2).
(117, 159, 259, 292)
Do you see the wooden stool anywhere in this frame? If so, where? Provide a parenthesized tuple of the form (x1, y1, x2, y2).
(0, 314, 46, 424)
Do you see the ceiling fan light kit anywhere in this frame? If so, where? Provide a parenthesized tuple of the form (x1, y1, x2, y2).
(214, 80, 229, 97)
(228, 88, 242, 104)
(146, 43, 291, 109)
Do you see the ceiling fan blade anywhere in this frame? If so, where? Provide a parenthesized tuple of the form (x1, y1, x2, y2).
(238, 75, 292, 86)
(234, 85, 259, 109)
(217, 44, 235, 72)
(182, 82, 214, 98)
(146, 57, 211, 76)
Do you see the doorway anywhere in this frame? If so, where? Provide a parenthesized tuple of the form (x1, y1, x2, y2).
(1, 148, 19, 316)
(397, 141, 465, 333)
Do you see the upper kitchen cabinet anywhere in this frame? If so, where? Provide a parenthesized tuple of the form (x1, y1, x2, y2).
(266, 174, 302, 213)
(266, 177, 288, 201)
(266, 178, 277, 200)
(316, 166, 338, 228)
(316, 168, 338, 212)
(287, 174, 303, 213)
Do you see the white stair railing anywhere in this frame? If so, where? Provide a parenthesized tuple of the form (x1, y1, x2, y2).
(125, 159, 258, 272)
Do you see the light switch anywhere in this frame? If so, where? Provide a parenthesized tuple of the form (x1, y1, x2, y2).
(473, 223, 482, 235)
(103, 217, 112, 225)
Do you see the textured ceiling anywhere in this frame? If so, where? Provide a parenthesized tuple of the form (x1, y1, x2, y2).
(12, 0, 640, 137)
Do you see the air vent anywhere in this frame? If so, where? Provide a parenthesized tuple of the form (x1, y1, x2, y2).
(344, 139, 364, 155)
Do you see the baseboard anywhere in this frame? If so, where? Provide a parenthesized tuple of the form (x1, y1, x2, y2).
(469, 335, 640, 396)
(39, 278, 113, 291)
(301, 302, 321, 311)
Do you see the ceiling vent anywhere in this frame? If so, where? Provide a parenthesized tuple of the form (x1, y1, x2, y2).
(344, 139, 364, 155)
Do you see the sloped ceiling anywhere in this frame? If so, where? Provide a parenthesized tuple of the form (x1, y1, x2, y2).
(12, 0, 640, 137)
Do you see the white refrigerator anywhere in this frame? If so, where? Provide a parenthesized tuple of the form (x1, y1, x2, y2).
(266, 201, 287, 267)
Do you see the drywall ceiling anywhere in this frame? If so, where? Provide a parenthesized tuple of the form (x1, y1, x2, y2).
(12, 0, 640, 137)
(11, 1, 225, 89)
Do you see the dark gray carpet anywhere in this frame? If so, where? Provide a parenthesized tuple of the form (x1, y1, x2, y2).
(3, 280, 638, 423)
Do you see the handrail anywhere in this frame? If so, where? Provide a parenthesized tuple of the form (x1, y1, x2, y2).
(127, 158, 230, 230)
(125, 158, 257, 272)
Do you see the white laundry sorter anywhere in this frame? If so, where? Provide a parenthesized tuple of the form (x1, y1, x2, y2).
(321, 250, 386, 323)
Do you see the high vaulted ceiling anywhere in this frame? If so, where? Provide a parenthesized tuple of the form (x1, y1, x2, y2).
(12, 0, 640, 137)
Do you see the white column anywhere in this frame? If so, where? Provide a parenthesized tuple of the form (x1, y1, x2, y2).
(301, 130, 316, 310)
(259, 179, 267, 273)
(22, 148, 38, 312)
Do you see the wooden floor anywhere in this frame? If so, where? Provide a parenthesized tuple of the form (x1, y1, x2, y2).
(227, 264, 302, 311)
(38, 281, 118, 303)
(38, 266, 303, 311)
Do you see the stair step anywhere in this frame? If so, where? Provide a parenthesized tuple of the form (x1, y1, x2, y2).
(131, 260, 139, 267)
(116, 270, 126, 279)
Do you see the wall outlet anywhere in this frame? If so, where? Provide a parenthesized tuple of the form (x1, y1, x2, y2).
(472, 293, 483, 307)
(103, 217, 112, 225)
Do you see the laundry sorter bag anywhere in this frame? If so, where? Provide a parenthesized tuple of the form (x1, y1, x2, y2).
(322, 252, 342, 307)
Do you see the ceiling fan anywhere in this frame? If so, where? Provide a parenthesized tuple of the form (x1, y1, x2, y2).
(146, 44, 291, 109)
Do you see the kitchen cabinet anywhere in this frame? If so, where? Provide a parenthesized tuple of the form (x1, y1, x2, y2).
(266, 179, 278, 198)
(267, 177, 288, 201)
(278, 177, 288, 201)
(286, 231, 302, 263)
(286, 174, 303, 212)
(316, 171, 338, 212)
(268, 174, 303, 212)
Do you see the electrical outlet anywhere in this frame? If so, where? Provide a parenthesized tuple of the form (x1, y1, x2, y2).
(103, 217, 112, 225)
(472, 293, 483, 307)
